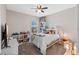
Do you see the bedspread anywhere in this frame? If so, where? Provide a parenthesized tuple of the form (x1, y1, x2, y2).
(32, 34, 59, 54)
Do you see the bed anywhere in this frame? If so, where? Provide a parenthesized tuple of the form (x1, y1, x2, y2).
(32, 33, 59, 54)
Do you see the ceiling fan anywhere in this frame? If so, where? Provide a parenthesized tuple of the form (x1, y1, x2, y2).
(31, 4, 48, 13)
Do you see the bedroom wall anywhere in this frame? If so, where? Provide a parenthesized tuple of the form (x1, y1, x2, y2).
(77, 5, 79, 54)
(46, 7, 78, 54)
(0, 4, 1, 54)
(6, 10, 39, 36)
(0, 4, 6, 54)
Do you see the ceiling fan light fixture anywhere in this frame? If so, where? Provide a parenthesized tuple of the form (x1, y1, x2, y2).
(37, 4, 41, 9)
(31, 4, 48, 13)
(37, 9, 41, 13)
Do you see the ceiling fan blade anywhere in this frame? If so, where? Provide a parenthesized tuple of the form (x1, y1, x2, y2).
(41, 10, 44, 13)
(36, 10, 38, 12)
(42, 7, 48, 9)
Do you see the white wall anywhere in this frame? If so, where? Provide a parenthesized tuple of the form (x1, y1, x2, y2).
(7, 10, 39, 36)
(1, 5, 6, 25)
(0, 4, 6, 54)
(46, 7, 78, 54)
(0, 5, 1, 54)
(77, 5, 79, 54)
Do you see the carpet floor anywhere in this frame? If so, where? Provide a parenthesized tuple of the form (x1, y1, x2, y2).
(18, 42, 66, 55)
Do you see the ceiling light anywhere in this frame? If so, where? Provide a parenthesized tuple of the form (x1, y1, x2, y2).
(37, 9, 41, 13)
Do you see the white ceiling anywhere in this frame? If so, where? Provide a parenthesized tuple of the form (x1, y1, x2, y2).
(6, 4, 76, 17)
